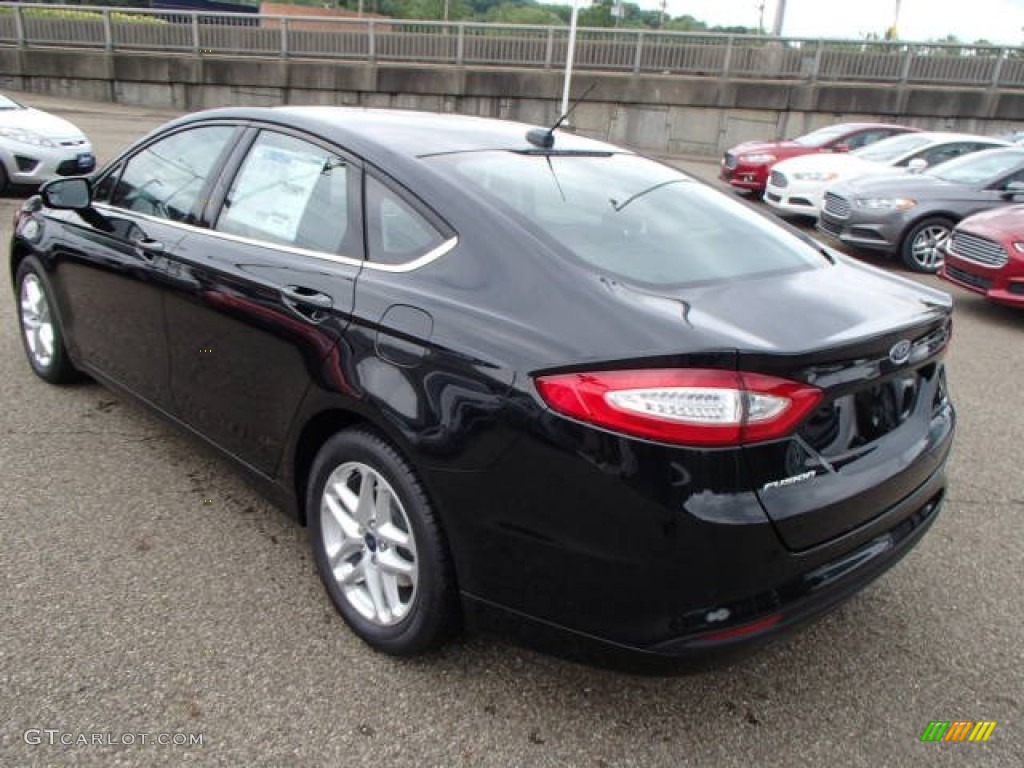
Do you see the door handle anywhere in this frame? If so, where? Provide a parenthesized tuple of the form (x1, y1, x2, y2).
(133, 238, 164, 261)
(281, 285, 333, 322)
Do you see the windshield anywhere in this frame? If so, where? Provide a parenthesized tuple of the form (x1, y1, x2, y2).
(927, 149, 1024, 184)
(854, 134, 931, 163)
(425, 152, 825, 286)
(792, 126, 849, 147)
(0, 94, 23, 110)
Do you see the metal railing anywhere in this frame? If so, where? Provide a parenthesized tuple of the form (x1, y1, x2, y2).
(1, 3, 1022, 87)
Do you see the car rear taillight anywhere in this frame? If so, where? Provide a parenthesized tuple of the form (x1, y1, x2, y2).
(535, 369, 823, 446)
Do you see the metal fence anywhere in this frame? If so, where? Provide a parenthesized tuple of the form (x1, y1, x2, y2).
(1, 2, 1022, 87)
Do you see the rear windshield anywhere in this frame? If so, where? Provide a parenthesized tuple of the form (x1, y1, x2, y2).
(854, 134, 931, 163)
(425, 151, 825, 285)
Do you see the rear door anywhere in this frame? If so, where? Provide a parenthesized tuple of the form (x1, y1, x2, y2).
(162, 127, 363, 476)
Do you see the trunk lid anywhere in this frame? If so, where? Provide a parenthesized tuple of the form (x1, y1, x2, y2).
(599, 256, 954, 551)
(687, 261, 954, 551)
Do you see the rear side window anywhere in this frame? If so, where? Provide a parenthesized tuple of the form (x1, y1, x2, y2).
(216, 131, 355, 255)
(110, 126, 235, 223)
(426, 152, 824, 285)
(365, 175, 445, 265)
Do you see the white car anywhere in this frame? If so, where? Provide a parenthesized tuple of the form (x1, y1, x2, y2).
(0, 93, 95, 192)
(764, 132, 1011, 217)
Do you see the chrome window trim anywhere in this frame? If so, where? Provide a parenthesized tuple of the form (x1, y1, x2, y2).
(92, 202, 458, 273)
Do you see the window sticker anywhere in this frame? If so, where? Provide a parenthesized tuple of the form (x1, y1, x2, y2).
(224, 144, 328, 244)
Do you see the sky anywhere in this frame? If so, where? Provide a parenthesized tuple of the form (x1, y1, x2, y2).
(641, 0, 1024, 45)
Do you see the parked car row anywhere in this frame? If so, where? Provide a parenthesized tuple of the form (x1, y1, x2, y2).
(723, 123, 1024, 285)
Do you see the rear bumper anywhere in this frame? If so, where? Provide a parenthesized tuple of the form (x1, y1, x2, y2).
(440, 386, 954, 669)
(464, 474, 946, 671)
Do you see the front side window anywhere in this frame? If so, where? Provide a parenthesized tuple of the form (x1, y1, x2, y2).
(917, 142, 973, 167)
(855, 134, 930, 164)
(217, 131, 354, 255)
(843, 130, 884, 150)
(928, 150, 1024, 184)
(792, 126, 849, 148)
(93, 162, 123, 203)
(425, 151, 825, 286)
(110, 126, 235, 223)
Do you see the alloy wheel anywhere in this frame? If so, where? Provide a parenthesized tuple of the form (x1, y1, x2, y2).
(20, 273, 55, 370)
(909, 224, 950, 272)
(320, 461, 419, 626)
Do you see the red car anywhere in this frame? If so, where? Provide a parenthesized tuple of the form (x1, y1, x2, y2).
(720, 123, 918, 194)
(941, 204, 1024, 308)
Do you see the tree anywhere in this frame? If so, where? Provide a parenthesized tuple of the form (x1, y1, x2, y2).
(486, 3, 562, 24)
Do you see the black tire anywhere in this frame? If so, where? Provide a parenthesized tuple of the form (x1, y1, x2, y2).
(307, 428, 458, 655)
(14, 256, 82, 384)
(0, 162, 9, 196)
(900, 216, 954, 273)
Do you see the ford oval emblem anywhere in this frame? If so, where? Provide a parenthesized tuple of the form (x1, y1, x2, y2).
(889, 339, 912, 365)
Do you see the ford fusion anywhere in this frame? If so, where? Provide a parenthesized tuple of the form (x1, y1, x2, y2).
(10, 108, 955, 665)
(817, 147, 1024, 273)
(941, 204, 1024, 307)
(0, 93, 95, 192)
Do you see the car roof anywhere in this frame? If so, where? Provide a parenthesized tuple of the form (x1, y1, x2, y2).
(952, 146, 1024, 161)
(169, 106, 626, 160)
(796, 122, 917, 136)
(904, 131, 1011, 145)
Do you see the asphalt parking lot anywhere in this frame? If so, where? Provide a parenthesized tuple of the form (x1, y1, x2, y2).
(1, 94, 1021, 767)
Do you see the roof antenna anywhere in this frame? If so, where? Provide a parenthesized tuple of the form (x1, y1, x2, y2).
(526, 82, 598, 150)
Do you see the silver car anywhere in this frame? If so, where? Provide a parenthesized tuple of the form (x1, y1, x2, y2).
(817, 148, 1024, 273)
(0, 93, 95, 192)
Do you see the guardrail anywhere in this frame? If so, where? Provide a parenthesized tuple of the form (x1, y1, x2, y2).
(1, 3, 1022, 87)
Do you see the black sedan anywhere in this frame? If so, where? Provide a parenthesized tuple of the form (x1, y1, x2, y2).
(817, 147, 1024, 273)
(10, 107, 955, 666)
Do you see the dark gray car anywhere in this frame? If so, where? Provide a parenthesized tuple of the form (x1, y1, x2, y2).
(817, 147, 1024, 272)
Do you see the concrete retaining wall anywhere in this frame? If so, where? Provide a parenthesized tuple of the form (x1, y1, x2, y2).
(1, 48, 1021, 155)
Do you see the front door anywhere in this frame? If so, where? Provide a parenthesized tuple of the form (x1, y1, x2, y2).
(49, 124, 240, 409)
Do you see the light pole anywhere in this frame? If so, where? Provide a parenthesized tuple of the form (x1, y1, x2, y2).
(560, 0, 581, 117)
(890, 0, 902, 38)
(771, 0, 787, 36)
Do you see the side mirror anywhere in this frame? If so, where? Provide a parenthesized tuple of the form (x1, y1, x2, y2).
(41, 177, 92, 210)
(907, 158, 928, 173)
(1001, 180, 1024, 200)
(832, 143, 850, 153)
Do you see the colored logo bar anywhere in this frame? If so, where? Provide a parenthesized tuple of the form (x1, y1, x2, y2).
(920, 721, 997, 742)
